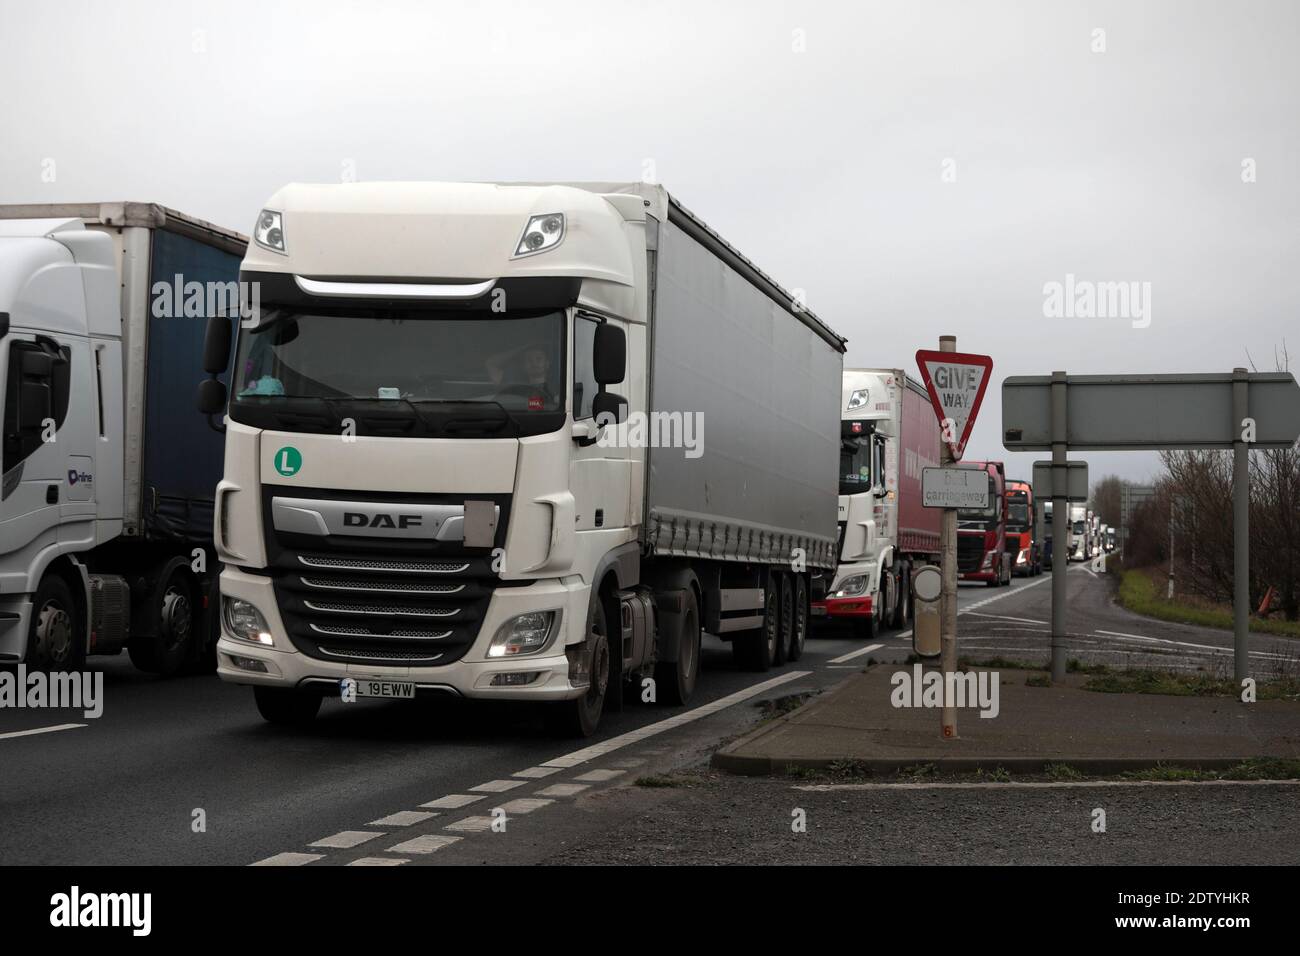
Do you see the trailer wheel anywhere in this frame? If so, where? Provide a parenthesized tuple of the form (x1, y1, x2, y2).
(26, 573, 86, 671)
(128, 558, 197, 676)
(656, 588, 700, 706)
(254, 686, 321, 726)
(547, 593, 610, 737)
(773, 573, 793, 666)
(786, 574, 808, 662)
(734, 580, 778, 671)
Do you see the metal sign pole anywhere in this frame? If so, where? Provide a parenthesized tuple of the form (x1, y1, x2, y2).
(1050, 371, 1068, 682)
(939, 335, 958, 738)
(1232, 367, 1250, 685)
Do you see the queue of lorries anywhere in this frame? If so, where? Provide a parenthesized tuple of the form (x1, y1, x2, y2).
(0, 184, 1113, 737)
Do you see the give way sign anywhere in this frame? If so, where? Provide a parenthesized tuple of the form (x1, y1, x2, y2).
(915, 349, 994, 460)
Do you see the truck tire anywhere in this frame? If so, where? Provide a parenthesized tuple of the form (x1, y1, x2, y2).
(773, 572, 792, 666)
(656, 587, 700, 706)
(128, 558, 198, 676)
(547, 593, 610, 737)
(786, 574, 808, 662)
(26, 573, 86, 671)
(254, 686, 322, 726)
(892, 566, 910, 629)
(734, 581, 778, 671)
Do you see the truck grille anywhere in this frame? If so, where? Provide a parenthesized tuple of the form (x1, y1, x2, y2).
(260, 487, 515, 668)
(957, 534, 985, 574)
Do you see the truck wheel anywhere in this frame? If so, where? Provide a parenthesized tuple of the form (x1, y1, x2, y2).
(253, 686, 322, 726)
(734, 582, 778, 671)
(656, 588, 700, 706)
(773, 573, 792, 666)
(548, 594, 610, 737)
(892, 567, 910, 629)
(786, 575, 808, 662)
(26, 574, 86, 671)
(128, 558, 197, 676)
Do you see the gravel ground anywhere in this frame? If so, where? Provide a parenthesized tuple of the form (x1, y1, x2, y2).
(546, 769, 1300, 865)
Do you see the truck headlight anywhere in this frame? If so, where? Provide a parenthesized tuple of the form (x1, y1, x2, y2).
(488, 610, 559, 657)
(981, 553, 994, 570)
(254, 209, 286, 255)
(223, 597, 274, 646)
(832, 575, 868, 598)
(1016, 550, 1028, 565)
(513, 213, 564, 258)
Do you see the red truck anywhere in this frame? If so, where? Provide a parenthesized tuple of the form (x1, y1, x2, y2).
(957, 460, 1013, 587)
(815, 369, 942, 636)
(1006, 479, 1042, 576)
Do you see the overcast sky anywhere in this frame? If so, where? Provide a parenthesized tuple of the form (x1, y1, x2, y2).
(3, 0, 1295, 484)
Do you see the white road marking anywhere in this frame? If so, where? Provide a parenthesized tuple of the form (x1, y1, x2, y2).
(0, 723, 86, 741)
(349, 857, 408, 866)
(574, 768, 626, 782)
(369, 810, 437, 827)
(535, 782, 590, 798)
(444, 815, 495, 833)
(965, 612, 1048, 625)
(540, 670, 812, 769)
(310, 830, 383, 849)
(828, 643, 883, 665)
(498, 798, 554, 814)
(420, 793, 485, 810)
(388, 834, 461, 854)
(470, 779, 527, 793)
(512, 765, 564, 779)
(250, 851, 324, 866)
(796, 779, 1300, 792)
(1096, 629, 1295, 660)
(956, 573, 1054, 615)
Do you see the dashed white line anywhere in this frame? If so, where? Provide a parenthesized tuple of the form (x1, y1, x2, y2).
(388, 834, 461, 854)
(0, 723, 87, 741)
(420, 793, 485, 810)
(1096, 629, 1294, 659)
(512, 765, 564, 779)
(535, 782, 590, 798)
(369, 810, 437, 827)
(444, 815, 495, 833)
(498, 798, 554, 814)
(828, 643, 884, 665)
(250, 852, 324, 866)
(574, 768, 626, 783)
(310, 830, 384, 849)
(350, 856, 408, 866)
(470, 779, 527, 793)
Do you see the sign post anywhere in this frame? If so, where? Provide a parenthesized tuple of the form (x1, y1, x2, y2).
(1002, 370, 1300, 685)
(916, 338, 994, 739)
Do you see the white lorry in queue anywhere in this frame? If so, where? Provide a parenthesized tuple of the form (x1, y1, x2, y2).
(197, 181, 847, 735)
(0, 203, 244, 674)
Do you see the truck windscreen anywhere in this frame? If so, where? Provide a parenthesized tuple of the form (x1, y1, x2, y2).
(839, 437, 871, 496)
(228, 308, 566, 437)
(1007, 497, 1029, 530)
(957, 476, 999, 525)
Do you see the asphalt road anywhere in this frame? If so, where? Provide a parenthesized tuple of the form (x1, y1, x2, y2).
(1, 563, 1293, 866)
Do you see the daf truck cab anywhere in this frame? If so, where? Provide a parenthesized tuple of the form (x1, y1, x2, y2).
(197, 182, 845, 736)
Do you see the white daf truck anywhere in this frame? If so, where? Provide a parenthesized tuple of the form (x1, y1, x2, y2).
(0, 203, 245, 674)
(197, 181, 846, 735)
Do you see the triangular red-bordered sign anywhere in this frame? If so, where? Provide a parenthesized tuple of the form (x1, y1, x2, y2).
(915, 349, 994, 460)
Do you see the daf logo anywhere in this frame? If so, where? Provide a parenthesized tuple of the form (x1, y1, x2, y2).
(343, 511, 422, 530)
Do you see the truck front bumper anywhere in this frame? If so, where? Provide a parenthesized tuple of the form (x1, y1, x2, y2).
(812, 596, 874, 619)
(214, 567, 589, 702)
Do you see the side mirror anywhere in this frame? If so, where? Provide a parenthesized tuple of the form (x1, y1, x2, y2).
(592, 391, 626, 426)
(203, 315, 233, 374)
(593, 324, 625, 385)
(196, 378, 228, 415)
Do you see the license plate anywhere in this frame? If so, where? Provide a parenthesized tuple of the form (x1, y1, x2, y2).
(353, 679, 415, 699)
